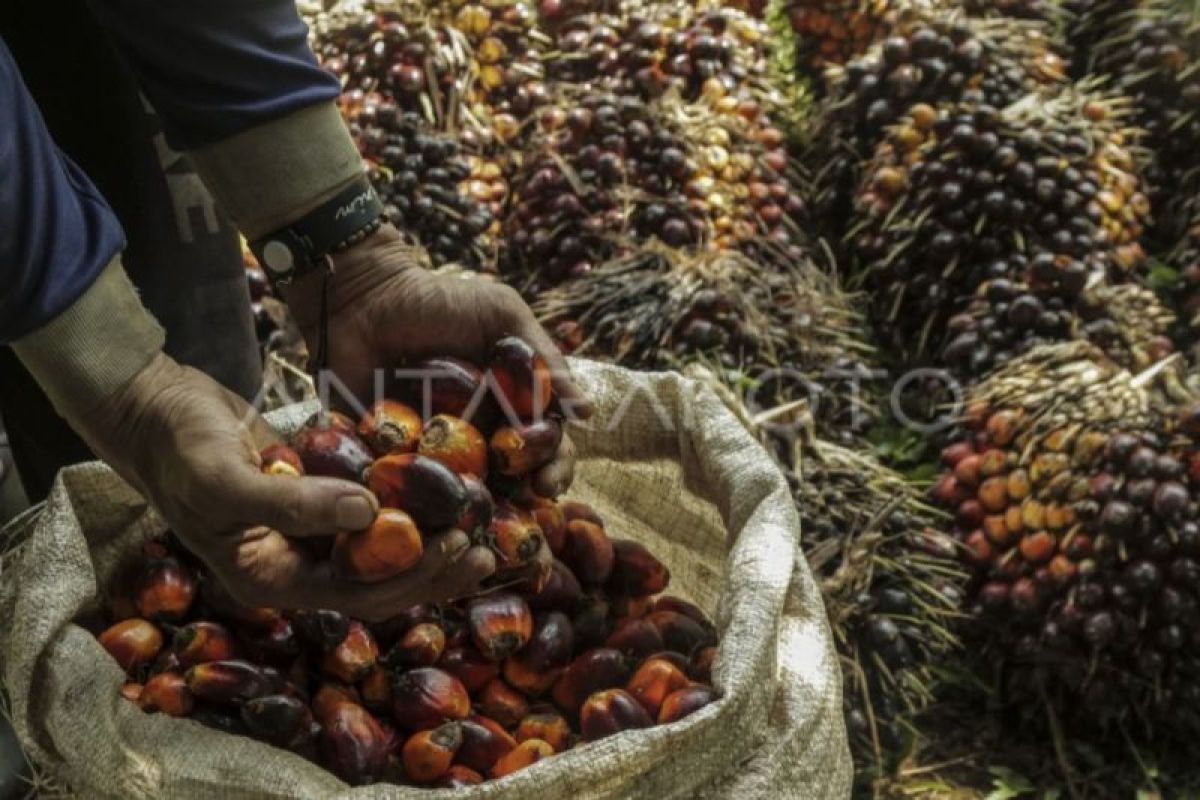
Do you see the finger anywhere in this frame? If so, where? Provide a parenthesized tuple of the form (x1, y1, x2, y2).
(212, 526, 320, 610)
(225, 468, 379, 538)
(532, 432, 577, 498)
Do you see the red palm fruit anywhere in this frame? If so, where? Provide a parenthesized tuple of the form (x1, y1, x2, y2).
(135, 555, 196, 623)
(293, 424, 374, 482)
(369, 603, 439, 650)
(511, 611, 575, 675)
(457, 475, 496, 542)
(502, 657, 559, 698)
(387, 622, 446, 669)
(439, 644, 501, 692)
(952, 453, 982, 487)
(527, 498, 567, 555)
(651, 596, 712, 629)
(580, 689, 653, 742)
(366, 454, 469, 531)
(185, 660, 271, 705)
(320, 701, 391, 785)
(172, 621, 237, 669)
(360, 666, 393, 711)
(560, 501, 604, 528)
(293, 609, 351, 652)
(260, 443, 304, 476)
(139, 671, 193, 717)
(1019, 531, 1057, 564)
(468, 593, 534, 661)
(241, 694, 319, 749)
(198, 574, 280, 631)
(358, 399, 423, 457)
(402, 722, 463, 784)
(321, 622, 379, 683)
(333, 509, 425, 583)
(456, 714, 517, 773)
(607, 539, 670, 596)
(436, 764, 484, 788)
(659, 685, 717, 724)
(489, 502, 545, 567)
(150, 649, 181, 677)
(562, 520, 615, 586)
(390, 667, 471, 731)
(645, 610, 717, 657)
(491, 738, 554, 778)
(312, 683, 361, 723)
(120, 682, 142, 703)
(626, 656, 691, 718)
(240, 617, 301, 666)
(490, 420, 563, 477)
(515, 712, 572, 752)
(419, 414, 489, 478)
(690, 646, 717, 683)
(489, 336, 552, 419)
(479, 678, 530, 728)
(400, 357, 491, 423)
(527, 560, 584, 613)
(572, 594, 613, 651)
(99, 618, 163, 674)
(605, 618, 666, 660)
(551, 648, 632, 715)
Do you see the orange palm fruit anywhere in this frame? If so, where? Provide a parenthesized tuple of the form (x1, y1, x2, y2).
(439, 644, 500, 692)
(360, 666, 393, 711)
(139, 671, 193, 717)
(526, 497, 567, 555)
(490, 420, 563, 477)
(468, 592, 534, 661)
(419, 414, 489, 478)
(320, 621, 379, 683)
(658, 685, 717, 724)
(358, 399, 423, 456)
(387, 621, 446, 669)
(319, 701, 391, 785)
(489, 503, 545, 567)
(135, 555, 196, 623)
(561, 520, 614, 586)
(259, 443, 304, 476)
(312, 682, 362, 724)
(99, 618, 163, 674)
(515, 712, 572, 752)
(390, 667, 471, 731)
(478, 678, 530, 729)
(333, 508, 424, 583)
(626, 656, 691, 718)
(366, 453, 469, 532)
(241, 693, 319, 749)
(490, 738, 554, 778)
(580, 688, 653, 741)
(170, 621, 238, 669)
(456, 714, 517, 773)
(401, 722, 463, 784)
(489, 336, 552, 419)
(435, 764, 484, 788)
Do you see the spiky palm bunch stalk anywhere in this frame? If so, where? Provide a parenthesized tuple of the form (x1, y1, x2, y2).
(932, 341, 1200, 742)
(801, 12, 1069, 246)
(534, 243, 879, 439)
(851, 87, 1155, 377)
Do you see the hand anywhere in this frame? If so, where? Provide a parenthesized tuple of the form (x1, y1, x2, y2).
(75, 351, 496, 620)
(283, 225, 594, 498)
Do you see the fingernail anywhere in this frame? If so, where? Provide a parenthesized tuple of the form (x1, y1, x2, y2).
(336, 496, 376, 530)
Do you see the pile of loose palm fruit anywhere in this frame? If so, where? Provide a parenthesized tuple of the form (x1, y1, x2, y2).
(99, 336, 718, 786)
(236, 0, 1200, 793)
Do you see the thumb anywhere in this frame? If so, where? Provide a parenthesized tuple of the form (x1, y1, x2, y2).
(227, 468, 379, 538)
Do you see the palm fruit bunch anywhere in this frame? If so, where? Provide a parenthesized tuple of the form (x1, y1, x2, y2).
(768, 409, 964, 770)
(97, 340, 721, 786)
(535, 246, 878, 440)
(930, 341, 1200, 741)
(1085, 0, 1200, 245)
(852, 88, 1157, 378)
(767, 0, 900, 81)
(803, 12, 1068, 238)
(960, 0, 1071, 25)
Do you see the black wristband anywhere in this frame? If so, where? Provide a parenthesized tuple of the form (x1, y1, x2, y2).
(249, 176, 385, 284)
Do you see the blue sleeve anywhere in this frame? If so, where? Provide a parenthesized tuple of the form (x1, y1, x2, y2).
(0, 36, 125, 343)
(87, 0, 341, 150)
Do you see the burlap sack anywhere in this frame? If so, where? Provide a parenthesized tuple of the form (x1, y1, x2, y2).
(0, 360, 850, 799)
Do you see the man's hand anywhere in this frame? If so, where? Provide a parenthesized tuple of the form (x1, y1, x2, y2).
(283, 225, 594, 499)
(73, 351, 496, 620)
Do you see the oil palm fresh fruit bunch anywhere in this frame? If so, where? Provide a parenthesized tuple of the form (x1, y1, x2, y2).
(767, 0, 902, 81)
(852, 88, 1151, 375)
(932, 341, 1200, 741)
(960, 0, 1072, 26)
(504, 91, 709, 288)
(803, 12, 1068, 242)
(1085, 0, 1200, 246)
(536, 245, 879, 440)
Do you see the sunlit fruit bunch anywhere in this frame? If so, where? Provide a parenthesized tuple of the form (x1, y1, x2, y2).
(852, 89, 1152, 375)
(804, 13, 1067, 234)
(100, 513, 718, 786)
(536, 247, 879, 440)
(931, 342, 1200, 740)
(1087, 0, 1200, 244)
(347, 96, 500, 270)
(766, 415, 964, 762)
(771, 0, 899, 78)
(505, 91, 707, 288)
